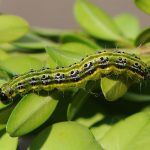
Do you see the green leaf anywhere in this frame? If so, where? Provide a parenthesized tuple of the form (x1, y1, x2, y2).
(0, 102, 8, 110)
(135, 28, 150, 46)
(0, 104, 15, 130)
(67, 81, 99, 120)
(61, 33, 100, 49)
(101, 78, 128, 101)
(91, 115, 123, 143)
(46, 47, 82, 67)
(0, 132, 18, 150)
(60, 42, 96, 56)
(0, 70, 10, 81)
(114, 13, 140, 40)
(6, 93, 58, 137)
(28, 121, 101, 150)
(0, 43, 17, 52)
(134, 0, 150, 15)
(67, 89, 89, 120)
(13, 33, 56, 51)
(75, 95, 105, 128)
(76, 112, 105, 128)
(0, 55, 44, 74)
(74, 0, 123, 41)
(32, 27, 100, 49)
(0, 15, 29, 43)
(0, 50, 9, 61)
(123, 92, 150, 102)
(91, 123, 112, 142)
(100, 112, 150, 150)
(32, 27, 74, 37)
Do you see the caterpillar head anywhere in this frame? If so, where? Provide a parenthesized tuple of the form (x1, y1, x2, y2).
(0, 88, 10, 104)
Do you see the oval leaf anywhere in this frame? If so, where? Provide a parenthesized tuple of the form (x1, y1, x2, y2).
(100, 112, 150, 150)
(90, 115, 124, 143)
(135, 28, 150, 46)
(0, 56, 44, 74)
(6, 93, 58, 137)
(67, 81, 98, 120)
(0, 132, 18, 150)
(60, 42, 96, 56)
(0, 50, 9, 61)
(46, 47, 82, 67)
(123, 92, 150, 102)
(32, 27, 74, 37)
(61, 33, 100, 49)
(114, 13, 140, 40)
(13, 33, 56, 51)
(101, 78, 128, 101)
(74, 0, 122, 41)
(0, 70, 10, 81)
(28, 121, 101, 150)
(67, 89, 89, 120)
(135, 0, 150, 14)
(0, 15, 29, 43)
(0, 104, 15, 130)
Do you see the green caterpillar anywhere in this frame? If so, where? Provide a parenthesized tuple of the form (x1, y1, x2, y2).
(0, 50, 148, 104)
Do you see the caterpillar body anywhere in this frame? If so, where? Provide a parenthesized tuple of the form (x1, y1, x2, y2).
(0, 50, 148, 104)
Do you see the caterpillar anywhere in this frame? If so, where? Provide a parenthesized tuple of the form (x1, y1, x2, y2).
(0, 50, 148, 104)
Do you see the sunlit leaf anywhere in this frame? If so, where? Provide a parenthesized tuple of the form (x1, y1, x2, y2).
(6, 93, 58, 136)
(114, 13, 140, 40)
(61, 33, 100, 49)
(0, 15, 29, 43)
(135, 28, 150, 46)
(28, 121, 101, 150)
(0, 56, 44, 74)
(13, 33, 56, 51)
(74, 0, 123, 41)
(100, 112, 150, 150)
(101, 78, 128, 101)
(46, 46, 82, 67)
(0, 132, 18, 150)
(134, 0, 150, 14)
(60, 42, 96, 56)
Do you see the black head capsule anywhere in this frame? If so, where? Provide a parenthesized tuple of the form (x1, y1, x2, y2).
(0, 88, 10, 104)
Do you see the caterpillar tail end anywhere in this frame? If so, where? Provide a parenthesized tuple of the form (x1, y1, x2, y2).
(0, 88, 10, 104)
